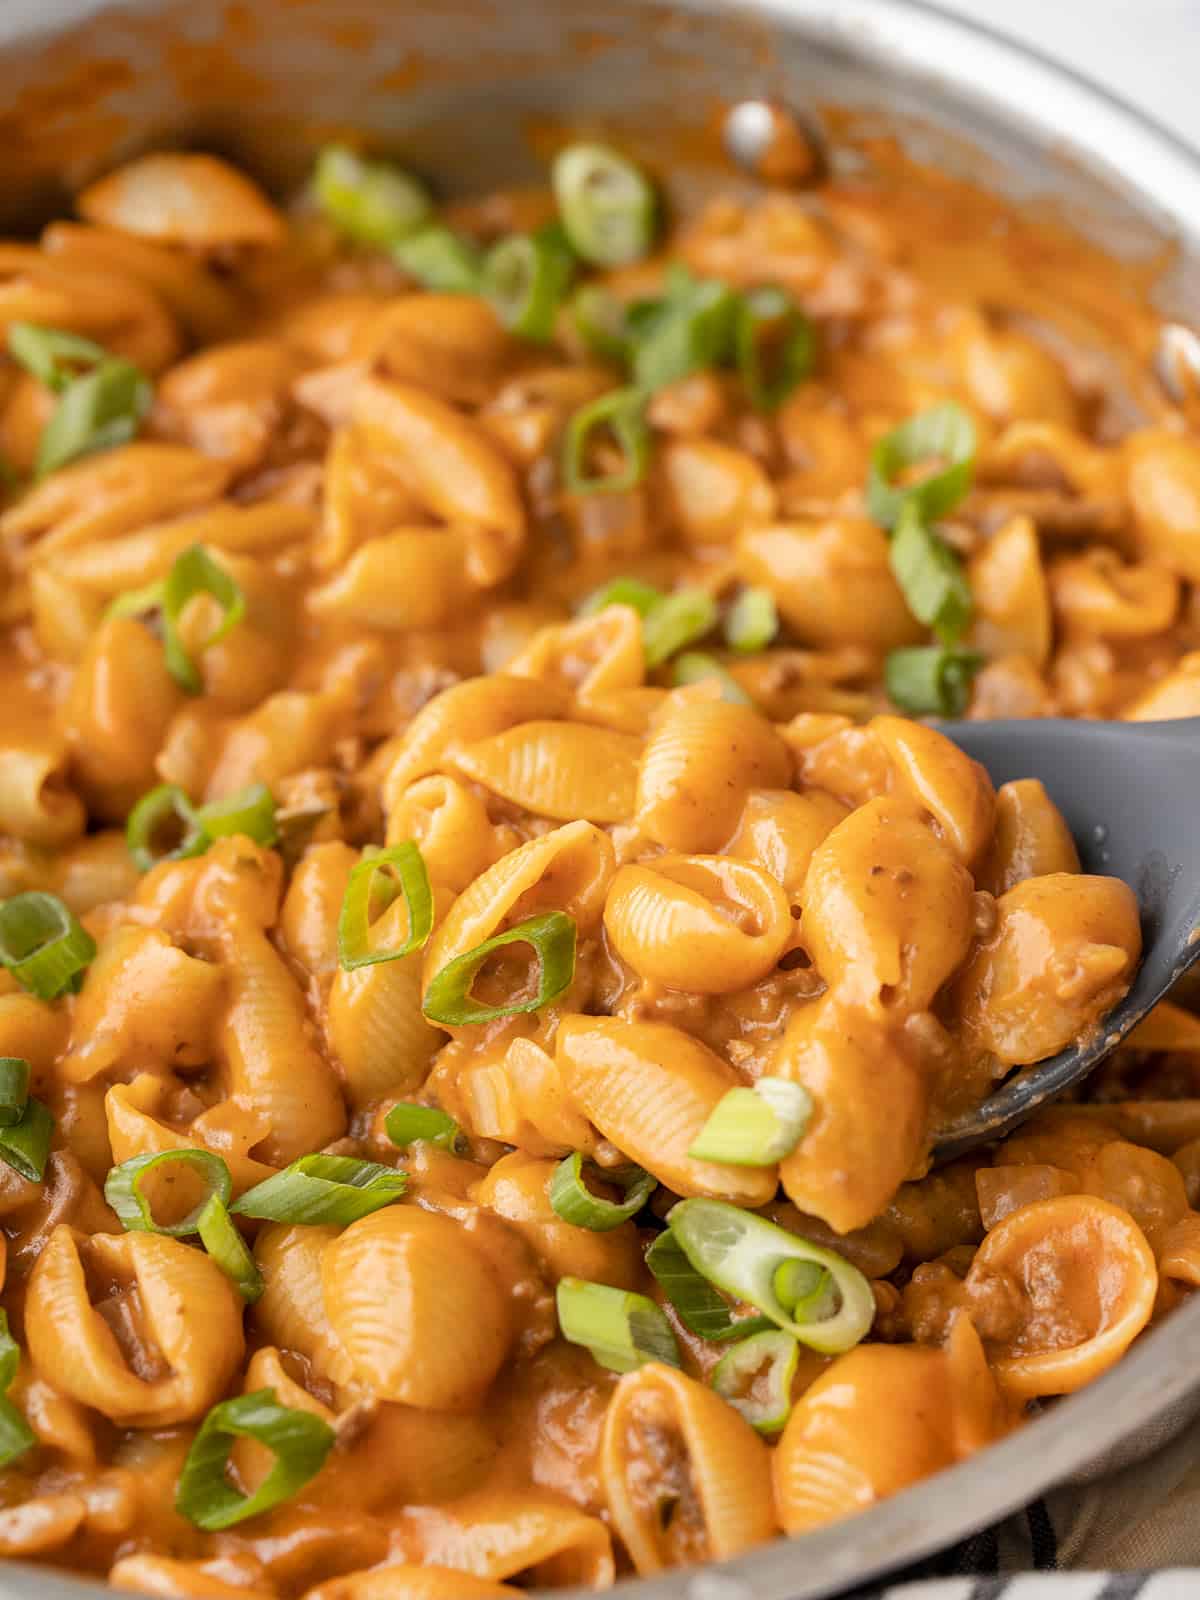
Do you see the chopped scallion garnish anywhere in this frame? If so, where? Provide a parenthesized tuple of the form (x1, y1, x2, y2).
(578, 576, 663, 617)
(666, 1198, 875, 1355)
(422, 910, 577, 1026)
(391, 225, 483, 292)
(734, 286, 815, 411)
(556, 1277, 680, 1372)
(36, 360, 152, 479)
(641, 587, 719, 669)
(687, 1077, 812, 1166)
(0, 1098, 53, 1184)
(671, 651, 752, 704)
(724, 586, 778, 654)
(196, 1195, 264, 1303)
(631, 271, 738, 393)
(0, 1312, 34, 1469)
(105, 1149, 233, 1237)
(8, 322, 109, 392)
(867, 401, 977, 529)
(711, 1328, 799, 1435)
(125, 784, 206, 872)
(175, 1389, 335, 1530)
(644, 1230, 771, 1344)
(562, 386, 650, 496)
(552, 143, 657, 267)
(568, 284, 632, 363)
(230, 1155, 407, 1226)
(889, 501, 973, 643)
(385, 1101, 465, 1153)
(482, 223, 575, 342)
(313, 144, 432, 245)
(337, 842, 433, 971)
(0, 891, 95, 1000)
(549, 1153, 655, 1231)
(0, 1059, 30, 1128)
(885, 644, 983, 717)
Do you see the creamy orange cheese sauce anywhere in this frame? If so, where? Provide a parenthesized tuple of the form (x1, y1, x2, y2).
(0, 131, 1191, 1599)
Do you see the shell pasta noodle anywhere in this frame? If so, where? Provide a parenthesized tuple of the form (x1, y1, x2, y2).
(0, 113, 1196, 1599)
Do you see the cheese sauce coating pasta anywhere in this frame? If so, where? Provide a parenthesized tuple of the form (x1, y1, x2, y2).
(0, 127, 1190, 1595)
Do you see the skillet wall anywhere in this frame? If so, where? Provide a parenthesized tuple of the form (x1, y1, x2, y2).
(1, 3, 1200, 1600)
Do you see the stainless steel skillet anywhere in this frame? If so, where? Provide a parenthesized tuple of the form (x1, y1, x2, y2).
(1, 1, 1199, 1597)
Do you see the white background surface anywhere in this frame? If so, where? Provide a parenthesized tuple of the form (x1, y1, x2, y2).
(943, 0, 1200, 149)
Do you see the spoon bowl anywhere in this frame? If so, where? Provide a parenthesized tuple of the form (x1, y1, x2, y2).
(934, 715, 1200, 1157)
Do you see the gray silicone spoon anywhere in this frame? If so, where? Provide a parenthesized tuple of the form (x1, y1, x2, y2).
(932, 715, 1200, 1158)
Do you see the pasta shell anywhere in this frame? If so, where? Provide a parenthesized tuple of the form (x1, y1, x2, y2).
(308, 528, 473, 628)
(217, 914, 346, 1162)
(800, 797, 975, 1014)
(253, 1224, 357, 1391)
(26, 1227, 244, 1426)
(636, 694, 791, 852)
(725, 787, 847, 900)
(773, 1330, 998, 1535)
(775, 995, 927, 1234)
(386, 776, 495, 893)
(327, 899, 445, 1109)
(475, 1151, 640, 1289)
(456, 1036, 598, 1158)
(603, 855, 791, 992)
(110, 1556, 276, 1600)
(423, 820, 615, 994)
(507, 607, 645, 699)
(556, 1016, 777, 1205)
(78, 153, 285, 246)
(968, 514, 1052, 666)
(321, 1206, 511, 1408)
(383, 674, 571, 801)
(870, 715, 996, 867)
(303, 1567, 519, 1600)
(401, 1489, 613, 1587)
(1160, 1212, 1200, 1288)
(280, 841, 358, 979)
(105, 1078, 275, 1198)
(601, 1363, 777, 1573)
(452, 721, 640, 823)
(966, 1195, 1157, 1398)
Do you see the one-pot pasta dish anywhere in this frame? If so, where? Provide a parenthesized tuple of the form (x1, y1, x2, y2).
(0, 124, 1195, 1598)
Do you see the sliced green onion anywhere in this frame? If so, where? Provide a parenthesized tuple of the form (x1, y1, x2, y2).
(0, 1314, 33, 1469)
(197, 783, 278, 846)
(160, 544, 246, 694)
(644, 1230, 771, 1344)
(712, 1328, 798, 1435)
(422, 910, 576, 1026)
(725, 586, 778, 654)
(867, 401, 977, 529)
(734, 287, 815, 411)
(569, 284, 631, 362)
(642, 587, 719, 668)
(231, 1154, 407, 1226)
(772, 1259, 838, 1325)
(8, 322, 108, 392)
(482, 223, 575, 342)
(667, 1198, 875, 1355)
(578, 576, 663, 617)
(105, 1149, 233, 1237)
(890, 501, 973, 644)
(562, 385, 650, 496)
(687, 1077, 812, 1166)
(385, 1101, 465, 1153)
(126, 784, 206, 872)
(885, 645, 983, 717)
(549, 1153, 654, 1231)
(313, 144, 432, 245)
(552, 143, 657, 268)
(0, 891, 95, 1000)
(671, 652, 752, 704)
(0, 1098, 53, 1184)
(556, 1277, 679, 1372)
(631, 274, 738, 393)
(391, 225, 483, 292)
(175, 1388, 335, 1531)
(337, 842, 433, 971)
(0, 1060, 30, 1128)
(197, 1195, 264, 1303)
(36, 359, 152, 479)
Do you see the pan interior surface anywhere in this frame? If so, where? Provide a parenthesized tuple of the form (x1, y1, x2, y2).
(0, 3, 1197, 1600)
